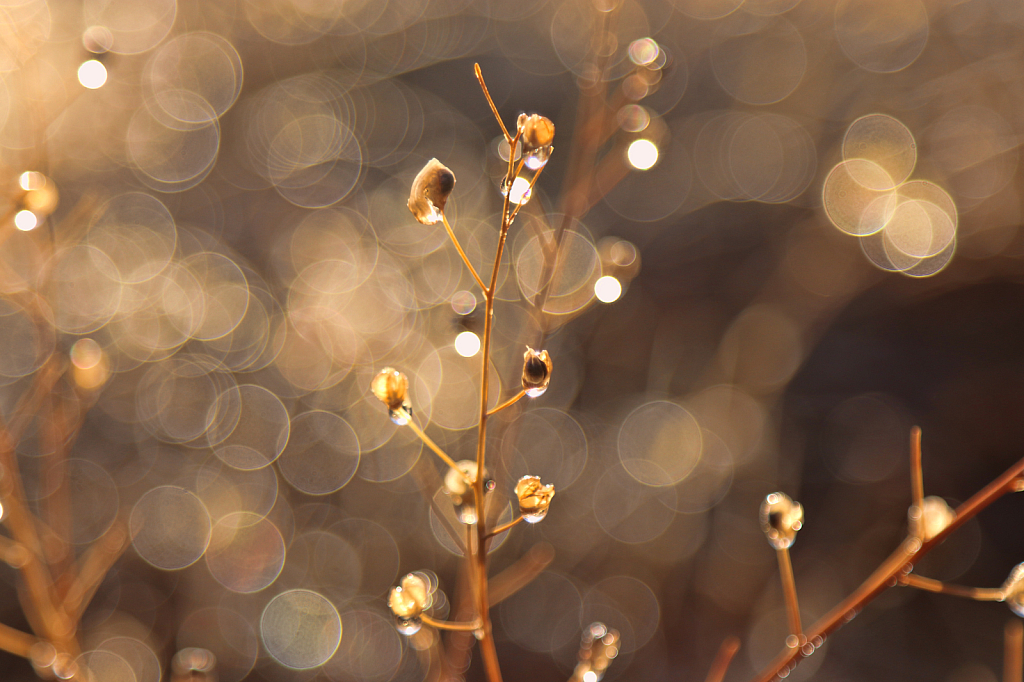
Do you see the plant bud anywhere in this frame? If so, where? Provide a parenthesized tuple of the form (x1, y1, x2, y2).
(517, 114, 555, 150)
(760, 492, 803, 550)
(515, 475, 555, 523)
(522, 347, 552, 397)
(408, 158, 456, 225)
(909, 495, 956, 541)
(444, 460, 495, 525)
(371, 368, 411, 424)
(401, 573, 430, 610)
(1003, 563, 1024, 617)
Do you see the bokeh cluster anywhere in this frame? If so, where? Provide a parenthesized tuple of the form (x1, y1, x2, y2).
(0, 1, 1023, 682)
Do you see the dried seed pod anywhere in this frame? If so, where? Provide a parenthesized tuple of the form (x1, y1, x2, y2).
(515, 475, 555, 523)
(517, 113, 555, 150)
(1003, 563, 1024, 617)
(408, 158, 456, 225)
(522, 347, 552, 397)
(760, 492, 803, 550)
(516, 113, 555, 170)
(909, 495, 956, 541)
(389, 574, 429, 619)
(371, 368, 411, 424)
(444, 460, 495, 525)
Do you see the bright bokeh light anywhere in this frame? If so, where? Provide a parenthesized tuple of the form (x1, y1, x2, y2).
(78, 60, 108, 89)
(454, 331, 481, 357)
(508, 176, 532, 205)
(627, 139, 659, 170)
(14, 210, 37, 231)
(594, 275, 622, 303)
(583, 672, 598, 682)
(19, 171, 44, 191)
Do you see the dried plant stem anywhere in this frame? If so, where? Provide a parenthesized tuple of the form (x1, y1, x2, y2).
(469, 65, 522, 682)
(0, 621, 37, 658)
(441, 212, 487, 293)
(705, 637, 741, 682)
(1007, 620, 1023, 682)
(909, 426, 925, 538)
(487, 390, 526, 416)
(399, 411, 473, 485)
(776, 548, 802, 638)
(508, 163, 548, 223)
(421, 614, 482, 632)
(488, 542, 555, 606)
(484, 516, 523, 540)
(751, 453, 1024, 682)
(64, 520, 129, 620)
(897, 573, 1004, 601)
(474, 63, 511, 142)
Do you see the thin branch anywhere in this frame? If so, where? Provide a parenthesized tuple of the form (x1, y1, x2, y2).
(489, 542, 555, 606)
(508, 162, 549, 223)
(398, 410, 473, 485)
(910, 426, 924, 539)
(64, 520, 129, 621)
(441, 212, 487, 293)
(897, 573, 1004, 601)
(484, 515, 523, 540)
(776, 548, 802, 638)
(0, 621, 38, 659)
(421, 614, 482, 633)
(751, 452, 1024, 682)
(705, 637, 741, 682)
(474, 64, 511, 142)
(1007, 620, 1023, 682)
(487, 390, 526, 416)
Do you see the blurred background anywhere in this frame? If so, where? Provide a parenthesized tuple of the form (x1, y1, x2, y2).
(1, 0, 1024, 681)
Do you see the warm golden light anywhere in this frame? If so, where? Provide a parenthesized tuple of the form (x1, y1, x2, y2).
(78, 60, 107, 89)
(627, 139, 658, 170)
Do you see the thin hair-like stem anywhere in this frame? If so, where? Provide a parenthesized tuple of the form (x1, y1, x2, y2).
(64, 520, 129, 620)
(898, 573, 1005, 601)
(441, 212, 487, 293)
(488, 542, 555, 606)
(0, 621, 37, 659)
(508, 162, 548, 223)
(705, 637, 741, 682)
(400, 411, 472, 485)
(776, 547, 802, 638)
(474, 63, 511, 142)
(484, 516, 523, 540)
(1007, 620, 1023, 682)
(421, 614, 482, 632)
(910, 426, 925, 538)
(487, 390, 526, 416)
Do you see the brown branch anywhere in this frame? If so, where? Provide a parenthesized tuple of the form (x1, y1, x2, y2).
(705, 637, 741, 682)
(751, 453, 1024, 682)
(0, 621, 38, 658)
(488, 542, 555, 606)
(898, 573, 1004, 601)
(63, 520, 129, 622)
(776, 548, 802, 638)
(909, 426, 924, 539)
(1007, 620, 1023, 682)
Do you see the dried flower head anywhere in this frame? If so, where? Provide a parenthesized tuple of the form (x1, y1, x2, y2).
(515, 475, 555, 523)
(371, 368, 410, 424)
(408, 158, 456, 225)
(1002, 563, 1024, 617)
(760, 492, 803, 550)
(389, 572, 429, 619)
(522, 347, 552, 397)
(909, 495, 956, 541)
(517, 114, 555, 170)
(517, 113, 555, 150)
(444, 460, 495, 525)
